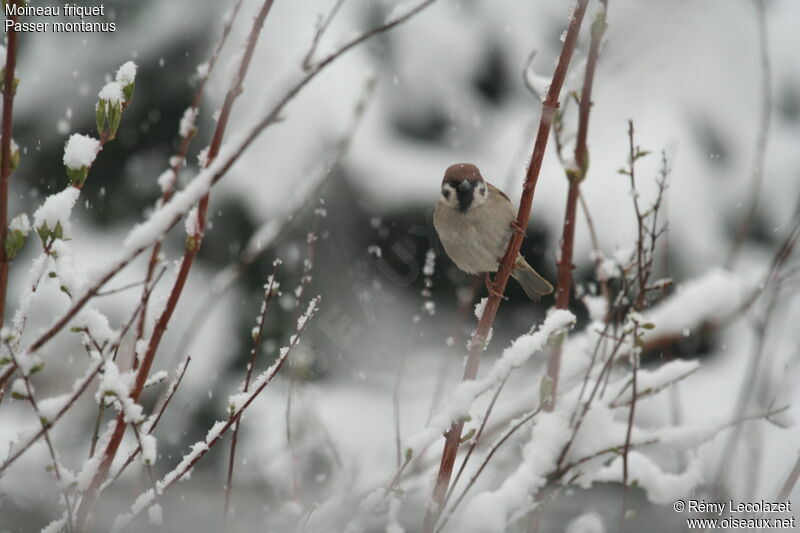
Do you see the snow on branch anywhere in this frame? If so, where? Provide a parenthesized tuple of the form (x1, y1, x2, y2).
(109, 297, 320, 532)
(405, 310, 575, 457)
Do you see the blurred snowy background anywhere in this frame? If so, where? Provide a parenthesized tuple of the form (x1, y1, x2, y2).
(1, 0, 799, 531)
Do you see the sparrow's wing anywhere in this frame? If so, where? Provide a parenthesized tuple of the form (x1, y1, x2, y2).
(486, 182, 510, 202)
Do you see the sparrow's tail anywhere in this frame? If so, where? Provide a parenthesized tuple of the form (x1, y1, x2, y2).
(510, 255, 554, 301)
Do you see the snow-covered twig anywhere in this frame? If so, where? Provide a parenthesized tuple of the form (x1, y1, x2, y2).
(223, 265, 280, 521)
(436, 405, 543, 533)
(0, 357, 103, 475)
(5, 343, 76, 530)
(111, 356, 192, 484)
(109, 297, 320, 533)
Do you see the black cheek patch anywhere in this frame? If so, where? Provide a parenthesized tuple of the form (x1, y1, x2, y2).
(457, 190, 473, 212)
(442, 188, 451, 199)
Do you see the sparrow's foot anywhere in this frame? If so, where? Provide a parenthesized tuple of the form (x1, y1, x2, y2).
(510, 220, 525, 235)
(484, 273, 508, 301)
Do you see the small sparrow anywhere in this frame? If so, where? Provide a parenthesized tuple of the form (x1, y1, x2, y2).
(433, 163, 553, 300)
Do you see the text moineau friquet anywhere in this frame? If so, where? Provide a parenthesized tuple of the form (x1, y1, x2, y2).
(5, 3, 116, 33)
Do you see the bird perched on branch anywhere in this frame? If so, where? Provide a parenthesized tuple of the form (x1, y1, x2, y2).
(434, 163, 553, 301)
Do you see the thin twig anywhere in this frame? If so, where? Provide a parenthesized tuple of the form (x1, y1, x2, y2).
(444, 374, 509, 506)
(436, 407, 542, 533)
(223, 265, 280, 523)
(6, 344, 76, 532)
(619, 324, 639, 532)
(111, 356, 192, 484)
(303, 0, 348, 70)
(777, 452, 800, 501)
(0, 359, 103, 475)
(110, 299, 320, 532)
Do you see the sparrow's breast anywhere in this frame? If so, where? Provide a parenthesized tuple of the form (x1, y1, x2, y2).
(434, 200, 515, 274)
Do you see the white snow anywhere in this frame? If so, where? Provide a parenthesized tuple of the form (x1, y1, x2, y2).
(148, 503, 163, 525)
(40, 518, 67, 533)
(73, 307, 117, 346)
(10, 378, 29, 398)
(9, 213, 29, 235)
(115, 61, 137, 86)
(591, 451, 705, 506)
(406, 309, 575, 455)
(51, 240, 88, 294)
(197, 146, 210, 168)
(184, 206, 200, 236)
(582, 296, 607, 322)
(141, 433, 157, 465)
(474, 297, 488, 319)
(459, 412, 571, 533)
(423, 248, 436, 277)
(62, 134, 100, 170)
(32, 187, 80, 236)
(644, 268, 750, 343)
(179, 106, 198, 138)
(144, 370, 168, 388)
(196, 61, 210, 79)
(98, 81, 125, 105)
(157, 169, 175, 193)
(37, 393, 70, 422)
(566, 512, 606, 533)
(206, 420, 228, 443)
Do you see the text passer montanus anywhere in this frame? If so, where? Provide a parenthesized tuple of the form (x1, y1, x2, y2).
(434, 163, 554, 301)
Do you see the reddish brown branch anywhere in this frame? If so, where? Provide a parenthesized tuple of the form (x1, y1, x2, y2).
(133, 0, 245, 358)
(421, 2, 590, 531)
(76, 3, 276, 527)
(548, 3, 608, 411)
(0, 5, 20, 329)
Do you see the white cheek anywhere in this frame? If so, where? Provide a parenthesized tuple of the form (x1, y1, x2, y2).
(473, 188, 488, 206)
(441, 185, 458, 207)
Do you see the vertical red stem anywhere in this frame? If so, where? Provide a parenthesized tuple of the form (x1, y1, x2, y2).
(546, 4, 607, 412)
(421, 2, 590, 531)
(0, 6, 20, 329)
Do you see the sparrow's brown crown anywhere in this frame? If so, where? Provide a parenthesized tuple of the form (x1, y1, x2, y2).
(443, 163, 484, 184)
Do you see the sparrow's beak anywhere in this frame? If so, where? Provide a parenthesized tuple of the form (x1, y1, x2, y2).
(456, 180, 475, 212)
